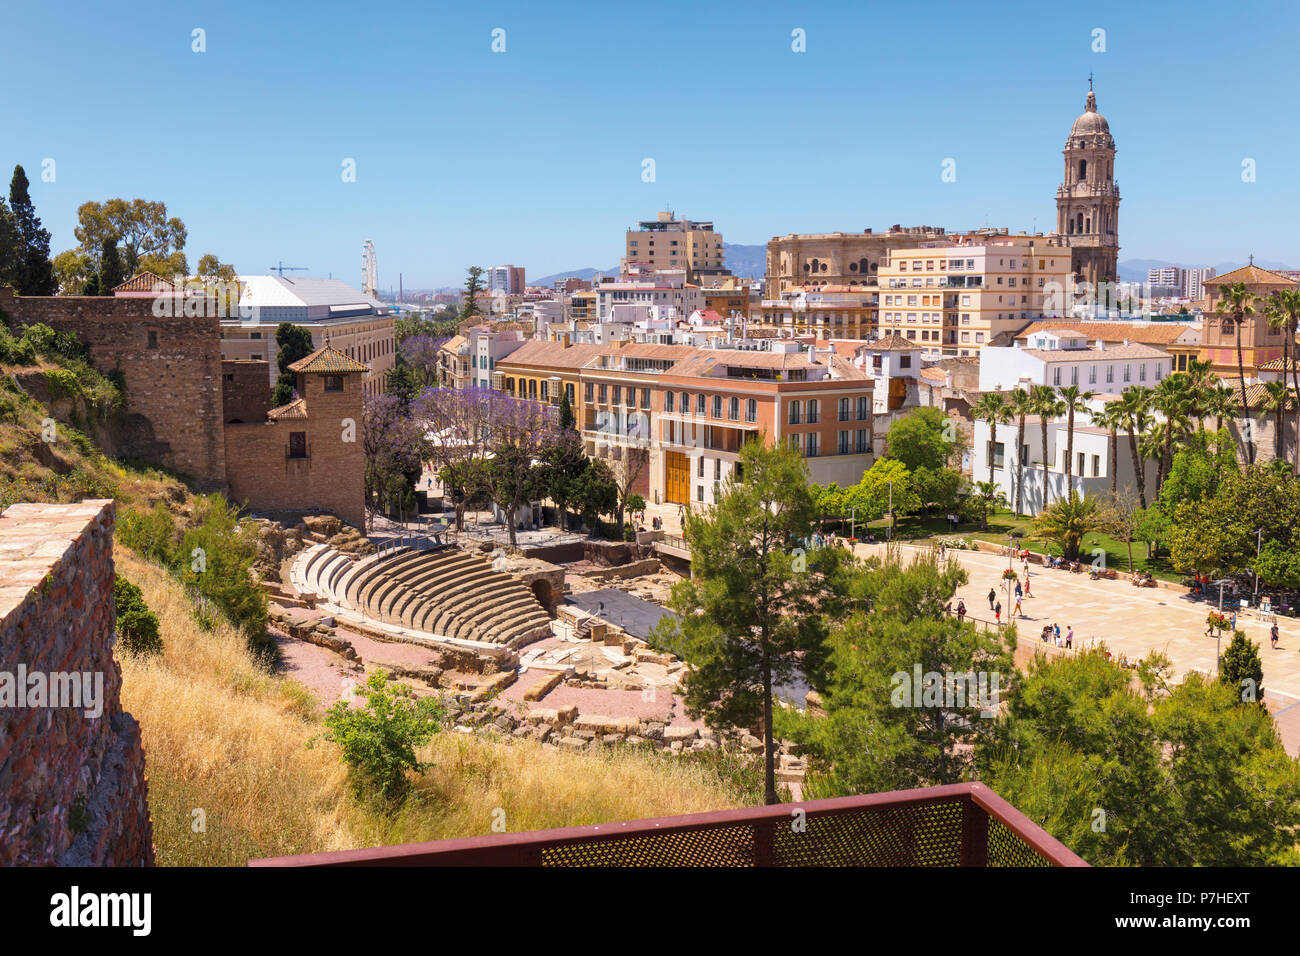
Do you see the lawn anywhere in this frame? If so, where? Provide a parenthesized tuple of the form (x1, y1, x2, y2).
(841, 509, 1181, 583)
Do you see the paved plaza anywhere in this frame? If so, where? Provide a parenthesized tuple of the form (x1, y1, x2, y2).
(857, 541, 1300, 756)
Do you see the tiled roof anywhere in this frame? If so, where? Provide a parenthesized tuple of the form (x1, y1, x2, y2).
(1259, 358, 1300, 371)
(867, 333, 922, 351)
(495, 341, 606, 371)
(1209, 265, 1298, 288)
(1019, 342, 1169, 361)
(268, 398, 308, 420)
(287, 345, 369, 374)
(1228, 381, 1299, 410)
(1013, 321, 1197, 346)
(112, 271, 174, 293)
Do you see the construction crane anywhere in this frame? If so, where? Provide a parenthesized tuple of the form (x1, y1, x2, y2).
(269, 261, 308, 277)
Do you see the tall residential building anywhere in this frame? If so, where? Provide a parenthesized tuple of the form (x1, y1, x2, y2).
(874, 234, 1073, 358)
(623, 211, 727, 283)
(1186, 266, 1216, 300)
(487, 265, 526, 294)
(1052, 84, 1121, 286)
(1146, 267, 1183, 292)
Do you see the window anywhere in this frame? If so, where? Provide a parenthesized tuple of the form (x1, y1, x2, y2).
(857, 396, 869, 420)
(1106, 365, 1114, 384)
(712, 395, 722, 418)
(641, 388, 650, 409)
(989, 441, 1005, 469)
(681, 392, 689, 414)
(807, 400, 819, 424)
(613, 385, 622, 404)
(324, 374, 343, 392)
(1123, 364, 1131, 383)
(1070, 366, 1078, 385)
(598, 383, 608, 402)
(147, 330, 158, 349)
(665, 390, 674, 412)
(567, 383, 576, 404)
(1092, 454, 1100, 477)
(714, 458, 721, 481)
(806, 433, 819, 457)
(698, 456, 705, 477)
(696, 393, 705, 416)
(788, 400, 802, 425)
(855, 429, 868, 453)
(729, 397, 739, 420)
(288, 431, 307, 459)
(788, 433, 801, 452)
(697, 484, 705, 502)
(585, 382, 594, 403)
(838, 430, 850, 454)
(1088, 365, 1096, 384)
(1138, 363, 1147, 382)
(838, 397, 850, 421)
(1078, 452, 1086, 476)
(540, 381, 549, 401)
(1053, 367, 1061, 386)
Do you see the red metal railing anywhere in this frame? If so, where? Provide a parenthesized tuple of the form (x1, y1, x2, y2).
(248, 782, 1086, 867)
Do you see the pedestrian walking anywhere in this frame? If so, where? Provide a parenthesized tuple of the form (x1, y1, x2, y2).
(1015, 580, 1023, 600)
(1013, 595, 1023, 617)
(1024, 574, 1032, 597)
(994, 601, 1002, 624)
(956, 600, 966, 622)
(1053, 623, 1060, 643)
(1066, 626, 1073, 649)
(1271, 622, 1279, 648)
(988, 588, 996, 610)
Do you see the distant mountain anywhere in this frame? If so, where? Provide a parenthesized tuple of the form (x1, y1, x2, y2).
(722, 243, 766, 278)
(1118, 258, 1292, 284)
(530, 242, 767, 288)
(529, 266, 617, 288)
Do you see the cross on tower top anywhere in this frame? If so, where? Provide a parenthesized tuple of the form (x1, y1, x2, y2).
(1249, 253, 1255, 266)
(1088, 72, 1094, 91)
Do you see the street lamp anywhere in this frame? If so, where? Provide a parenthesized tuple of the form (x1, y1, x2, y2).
(886, 480, 893, 541)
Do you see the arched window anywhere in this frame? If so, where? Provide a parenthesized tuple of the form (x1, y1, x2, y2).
(859, 258, 870, 273)
(1079, 159, 1087, 180)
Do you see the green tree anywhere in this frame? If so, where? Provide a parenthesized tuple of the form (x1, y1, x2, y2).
(969, 479, 1006, 531)
(1116, 385, 1154, 508)
(7, 166, 55, 295)
(320, 669, 444, 801)
(1029, 384, 1065, 511)
(113, 576, 162, 657)
(1219, 631, 1265, 705)
(97, 236, 124, 295)
(460, 266, 485, 321)
(651, 439, 851, 804)
(1215, 282, 1259, 463)
(778, 551, 1013, 796)
(1265, 289, 1300, 471)
(911, 466, 965, 515)
(972, 392, 1011, 487)
(1259, 379, 1292, 462)
(0, 196, 19, 291)
(1057, 385, 1095, 500)
(73, 198, 187, 278)
(885, 406, 961, 472)
(1033, 493, 1103, 561)
(271, 323, 315, 407)
(845, 457, 918, 531)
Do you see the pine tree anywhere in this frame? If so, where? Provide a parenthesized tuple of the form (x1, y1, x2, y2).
(98, 236, 124, 295)
(460, 266, 485, 321)
(1219, 630, 1265, 705)
(271, 323, 316, 406)
(0, 197, 20, 291)
(8, 166, 55, 295)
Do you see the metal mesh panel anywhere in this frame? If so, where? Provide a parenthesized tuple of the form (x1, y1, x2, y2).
(987, 817, 1053, 867)
(539, 799, 970, 867)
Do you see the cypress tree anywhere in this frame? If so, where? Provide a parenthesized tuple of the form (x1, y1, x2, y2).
(98, 236, 125, 294)
(8, 166, 55, 295)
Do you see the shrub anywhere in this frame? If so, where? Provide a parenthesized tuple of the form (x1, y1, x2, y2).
(117, 502, 180, 565)
(114, 576, 163, 656)
(319, 670, 444, 801)
(176, 494, 271, 659)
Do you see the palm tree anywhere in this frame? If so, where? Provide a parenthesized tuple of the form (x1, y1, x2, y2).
(1090, 402, 1126, 497)
(1215, 282, 1258, 463)
(1151, 373, 1193, 493)
(1202, 383, 1237, 436)
(1029, 384, 1064, 513)
(972, 392, 1012, 487)
(1057, 384, 1095, 501)
(1267, 288, 1300, 471)
(1260, 379, 1292, 461)
(1117, 385, 1154, 508)
(1033, 493, 1103, 562)
(1006, 387, 1033, 515)
(1185, 356, 1217, 392)
(971, 480, 1007, 531)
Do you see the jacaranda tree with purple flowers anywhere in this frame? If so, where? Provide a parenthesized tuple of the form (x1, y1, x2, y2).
(363, 392, 428, 529)
(410, 385, 496, 531)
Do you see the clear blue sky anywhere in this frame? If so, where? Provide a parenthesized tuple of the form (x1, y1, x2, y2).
(4, 0, 1297, 289)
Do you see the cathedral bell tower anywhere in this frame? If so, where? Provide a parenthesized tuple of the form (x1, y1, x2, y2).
(1055, 80, 1120, 286)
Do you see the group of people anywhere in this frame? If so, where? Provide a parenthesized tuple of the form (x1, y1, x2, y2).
(1039, 622, 1074, 648)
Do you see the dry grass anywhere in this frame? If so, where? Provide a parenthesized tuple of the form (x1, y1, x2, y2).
(115, 549, 750, 866)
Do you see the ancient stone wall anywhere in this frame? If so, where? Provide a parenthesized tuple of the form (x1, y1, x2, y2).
(0, 287, 226, 489)
(0, 500, 154, 866)
(222, 359, 271, 424)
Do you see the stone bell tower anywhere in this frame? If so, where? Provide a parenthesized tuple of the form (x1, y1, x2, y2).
(1054, 79, 1120, 286)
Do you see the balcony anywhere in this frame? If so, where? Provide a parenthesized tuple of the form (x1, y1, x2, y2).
(248, 783, 1084, 867)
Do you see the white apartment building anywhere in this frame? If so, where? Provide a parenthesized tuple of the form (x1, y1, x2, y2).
(596, 274, 704, 323)
(875, 233, 1073, 359)
(979, 329, 1173, 393)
